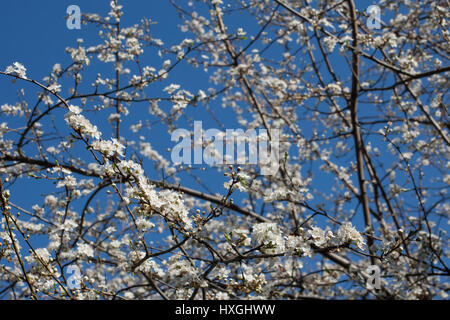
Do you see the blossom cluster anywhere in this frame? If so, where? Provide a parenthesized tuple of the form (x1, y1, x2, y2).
(4, 62, 27, 78)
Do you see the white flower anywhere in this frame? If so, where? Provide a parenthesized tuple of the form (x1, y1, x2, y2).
(126, 37, 143, 56)
(444, 174, 450, 185)
(1, 103, 23, 116)
(68, 104, 82, 114)
(327, 83, 342, 94)
(308, 226, 327, 247)
(48, 83, 61, 93)
(163, 59, 171, 69)
(336, 222, 366, 250)
(285, 235, 307, 257)
(135, 217, 155, 233)
(157, 190, 193, 231)
(52, 63, 62, 74)
(5, 62, 27, 78)
(44, 195, 58, 208)
(92, 138, 125, 158)
(251, 222, 285, 254)
(137, 258, 164, 277)
(197, 89, 207, 101)
(215, 292, 230, 300)
(263, 188, 289, 202)
(70, 46, 90, 65)
(107, 113, 121, 123)
(166, 255, 199, 284)
(237, 263, 266, 292)
(117, 159, 144, 176)
(34, 248, 51, 263)
(77, 243, 94, 258)
(234, 228, 251, 246)
(402, 152, 413, 160)
(323, 36, 337, 52)
(163, 83, 180, 95)
(237, 28, 246, 36)
(46, 146, 59, 154)
(64, 105, 101, 139)
(56, 175, 77, 189)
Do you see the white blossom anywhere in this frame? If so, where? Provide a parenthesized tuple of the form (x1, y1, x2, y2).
(5, 62, 27, 78)
(251, 223, 285, 254)
(91, 138, 125, 158)
(336, 222, 366, 250)
(77, 243, 95, 258)
(64, 105, 101, 139)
